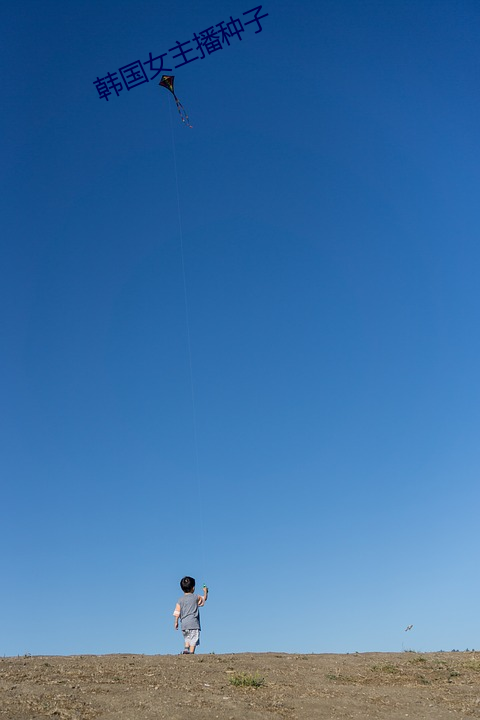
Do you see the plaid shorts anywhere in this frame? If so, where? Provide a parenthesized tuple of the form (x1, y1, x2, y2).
(182, 629, 200, 646)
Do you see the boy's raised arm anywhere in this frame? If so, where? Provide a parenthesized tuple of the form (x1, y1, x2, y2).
(198, 585, 208, 606)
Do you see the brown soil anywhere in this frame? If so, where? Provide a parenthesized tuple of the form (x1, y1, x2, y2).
(1, 652, 479, 719)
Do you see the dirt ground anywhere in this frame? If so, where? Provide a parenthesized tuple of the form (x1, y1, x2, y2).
(1, 651, 479, 720)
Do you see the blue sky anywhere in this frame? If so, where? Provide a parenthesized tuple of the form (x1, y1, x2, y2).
(2, 0, 479, 656)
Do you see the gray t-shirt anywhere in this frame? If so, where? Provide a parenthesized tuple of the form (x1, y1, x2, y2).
(178, 593, 201, 631)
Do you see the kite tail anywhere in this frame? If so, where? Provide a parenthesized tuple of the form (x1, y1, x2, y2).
(174, 95, 192, 128)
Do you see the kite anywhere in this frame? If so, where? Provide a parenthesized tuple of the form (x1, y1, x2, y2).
(405, 625, 413, 632)
(159, 75, 192, 128)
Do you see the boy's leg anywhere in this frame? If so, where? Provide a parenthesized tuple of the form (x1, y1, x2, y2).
(182, 629, 199, 653)
(189, 630, 200, 653)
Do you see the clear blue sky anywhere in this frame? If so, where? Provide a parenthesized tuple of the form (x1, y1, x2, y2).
(2, 0, 479, 656)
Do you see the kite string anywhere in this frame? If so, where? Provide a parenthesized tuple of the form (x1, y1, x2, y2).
(168, 102, 207, 572)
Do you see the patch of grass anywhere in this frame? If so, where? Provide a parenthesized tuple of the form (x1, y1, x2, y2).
(229, 672, 265, 688)
(325, 672, 356, 684)
(371, 664, 399, 675)
(409, 656, 427, 665)
(326, 673, 339, 681)
(466, 660, 480, 671)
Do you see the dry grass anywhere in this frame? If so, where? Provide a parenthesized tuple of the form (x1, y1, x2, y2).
(1, 651, 479, 719)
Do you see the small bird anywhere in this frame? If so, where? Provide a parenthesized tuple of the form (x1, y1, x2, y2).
(405, 624, 413, 632)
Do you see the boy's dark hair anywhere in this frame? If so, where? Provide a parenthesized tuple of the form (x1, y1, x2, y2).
(180, 576, 195, 593)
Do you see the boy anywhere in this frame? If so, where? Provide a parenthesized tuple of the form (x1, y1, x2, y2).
(173, 576, 208, 654)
